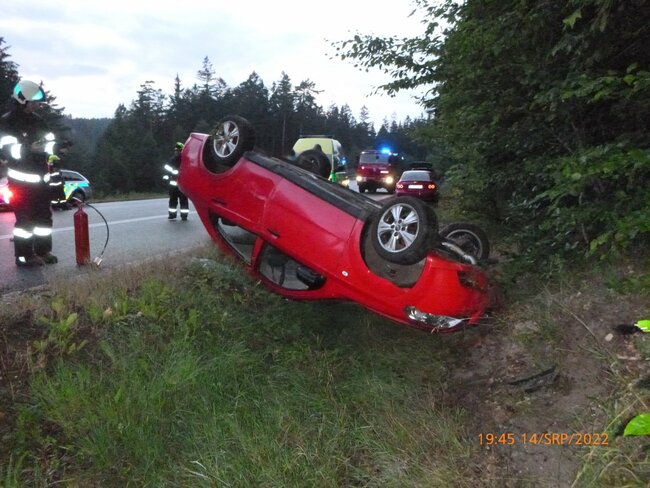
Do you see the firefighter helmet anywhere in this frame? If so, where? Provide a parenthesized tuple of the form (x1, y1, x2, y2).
(48, 155, 60, 164)
(175, 142, 184, 150)
(13, 80, 45, 105)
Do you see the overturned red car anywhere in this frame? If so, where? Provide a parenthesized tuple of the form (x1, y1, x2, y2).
(178, 116, 497, 333)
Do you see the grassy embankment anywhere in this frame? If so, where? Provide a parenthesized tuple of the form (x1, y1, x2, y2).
(0, 196, 648, 486)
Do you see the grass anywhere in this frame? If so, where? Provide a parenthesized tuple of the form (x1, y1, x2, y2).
(0, 248, 478, 486)
(1, 233, 648, 486)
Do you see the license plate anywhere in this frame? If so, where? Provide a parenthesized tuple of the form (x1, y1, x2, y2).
(408, 184, 423, 189)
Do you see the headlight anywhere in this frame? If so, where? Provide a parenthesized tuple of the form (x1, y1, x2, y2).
(405, 306, 466, 331)
(356, 175, 363, 182)
(385, 176, 394, 184)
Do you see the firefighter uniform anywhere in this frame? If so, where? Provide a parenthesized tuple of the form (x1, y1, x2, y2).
(47, 155, 67, 206)
(162, 142, 189, 220)
(0, 80, 58, 267)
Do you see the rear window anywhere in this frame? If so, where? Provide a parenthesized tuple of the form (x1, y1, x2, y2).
(400, 171, 433, 181)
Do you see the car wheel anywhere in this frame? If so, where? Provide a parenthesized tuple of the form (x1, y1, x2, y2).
(358, 184, 366, 193)
(439, 223, 490, 262)
(296, 149, 331, 178)
(370, 196, 438, 265)
(210, 116, 255, 166)
(68, 190, 86, 208)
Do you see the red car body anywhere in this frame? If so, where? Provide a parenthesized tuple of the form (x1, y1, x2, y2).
(179, 132, 493, 333)
(396, 170, 439, 202)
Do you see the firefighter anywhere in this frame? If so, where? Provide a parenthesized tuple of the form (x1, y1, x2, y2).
(162, 142, 189, 221)
(0, 80, 58, 267)
(47, 154, 67, 207)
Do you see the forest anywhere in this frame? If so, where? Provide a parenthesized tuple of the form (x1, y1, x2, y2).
(2, 0, 649, 264)
(336, 0, 649, 263)
(1, 39, 430, 197)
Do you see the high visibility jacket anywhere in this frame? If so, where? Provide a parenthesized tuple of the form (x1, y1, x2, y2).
(0, 104, 56, 188)
(162, 152, 181, 188)
(47, 161, 66, 205)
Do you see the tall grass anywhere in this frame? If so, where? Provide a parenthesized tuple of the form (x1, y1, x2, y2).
(3, 250, 476, 486)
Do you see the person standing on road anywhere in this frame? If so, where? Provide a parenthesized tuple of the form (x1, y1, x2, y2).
(0, 80, 58, 267)
(162, 142, 189, 221)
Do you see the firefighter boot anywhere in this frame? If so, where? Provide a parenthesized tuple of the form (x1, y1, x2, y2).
(16, 255, 45, 267)
(39, 252, 59, 264)
(168, 211, 177, 220)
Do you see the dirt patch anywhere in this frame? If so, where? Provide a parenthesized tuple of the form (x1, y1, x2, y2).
(0, 311, 43, 457)
(441, 271, 649, 487)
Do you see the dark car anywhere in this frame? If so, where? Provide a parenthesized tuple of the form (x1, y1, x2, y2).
(178, 116, 497, 333)
(396, 170, 439, 203)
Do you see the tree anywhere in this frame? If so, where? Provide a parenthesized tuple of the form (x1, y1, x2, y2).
(227, 72, 272, 148)
(0, 37, 19, 103)
(269, 72, 296, 155)
(335, 0, 650, 259)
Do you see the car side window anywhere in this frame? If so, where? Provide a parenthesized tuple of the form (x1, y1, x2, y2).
(62, 171, 82, 181)
(258, 243, 325, 291)
(215, 218, 255, 264)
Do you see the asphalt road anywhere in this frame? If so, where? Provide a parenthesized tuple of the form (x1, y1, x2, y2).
(0, 198, 211, 295)
(0, 186, 391, 295)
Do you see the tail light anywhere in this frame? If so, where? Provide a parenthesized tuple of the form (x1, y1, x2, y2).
(427, 183, 436, 190)
(396, 183, 404, 189)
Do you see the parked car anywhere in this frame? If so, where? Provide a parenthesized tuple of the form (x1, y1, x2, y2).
(0, 170, 91, 211)
(178, 116, 497, 333)
(57, 169, 92, 208)
(355, 149, 403, 194)
(396, 170, 439, 203)
(291, 135, 349, 186)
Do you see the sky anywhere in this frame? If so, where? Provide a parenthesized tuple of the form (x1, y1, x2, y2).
(1, 0, 429, 128)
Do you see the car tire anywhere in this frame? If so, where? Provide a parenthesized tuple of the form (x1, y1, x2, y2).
(296, 149, 331, 179)
(439, 222, 490, 262)
(370, 196, 438, 265)
(210, 116, 255, 167)
(68, 190, 86, 208)
(358, 184, 366, 193)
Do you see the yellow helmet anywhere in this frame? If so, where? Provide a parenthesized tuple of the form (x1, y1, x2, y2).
(48, 154, 60, 164)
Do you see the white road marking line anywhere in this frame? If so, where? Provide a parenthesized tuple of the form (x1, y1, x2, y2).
(0, 213, 193, 240)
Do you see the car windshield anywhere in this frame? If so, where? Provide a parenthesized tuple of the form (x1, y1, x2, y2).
(359, 153, 398, 164)
(401, 171, 433, 181)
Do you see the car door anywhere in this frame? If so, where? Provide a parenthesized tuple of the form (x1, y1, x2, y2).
(260, 178, 357, 275)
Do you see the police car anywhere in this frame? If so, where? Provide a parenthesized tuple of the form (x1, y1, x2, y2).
(1, 170, 92, 210)
(56, 170, 93, 208)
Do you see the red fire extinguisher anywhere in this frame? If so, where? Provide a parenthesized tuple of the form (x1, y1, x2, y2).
(74, 203, 90, 265)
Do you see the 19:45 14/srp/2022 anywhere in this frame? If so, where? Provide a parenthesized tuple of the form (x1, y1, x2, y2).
(478, 432, 609, 446)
